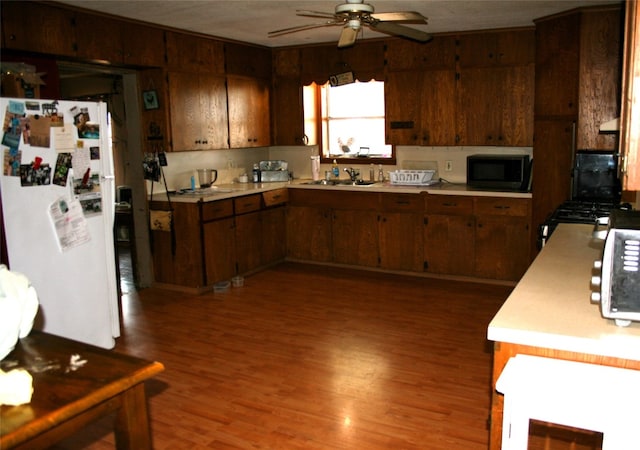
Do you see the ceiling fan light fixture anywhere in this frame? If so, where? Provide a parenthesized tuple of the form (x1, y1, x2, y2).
(347, 18, 361, 30)
(335, 2, 374, 16)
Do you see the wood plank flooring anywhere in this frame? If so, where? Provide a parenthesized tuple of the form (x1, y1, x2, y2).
(52, 255, 512, 449)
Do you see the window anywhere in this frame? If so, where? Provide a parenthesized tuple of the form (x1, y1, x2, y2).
(304, 80, 394, 163)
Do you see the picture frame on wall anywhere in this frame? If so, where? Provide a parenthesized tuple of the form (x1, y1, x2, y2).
(142, 90, 159, 110)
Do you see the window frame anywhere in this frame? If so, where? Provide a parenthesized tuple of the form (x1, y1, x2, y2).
(306, 82, 396, 165)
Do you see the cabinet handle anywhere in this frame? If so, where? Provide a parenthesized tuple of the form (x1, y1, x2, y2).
(494, 205, 511, 210)
(395, 200, 410, 205)
(442, 202, 458, 207)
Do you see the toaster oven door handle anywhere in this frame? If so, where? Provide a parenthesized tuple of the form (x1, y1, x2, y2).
(592, 216, 609, 240)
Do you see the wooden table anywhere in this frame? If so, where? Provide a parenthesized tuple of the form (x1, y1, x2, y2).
(0, 331, 164, 449)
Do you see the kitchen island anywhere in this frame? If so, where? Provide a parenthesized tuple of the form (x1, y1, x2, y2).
(487, 223, 640, 449)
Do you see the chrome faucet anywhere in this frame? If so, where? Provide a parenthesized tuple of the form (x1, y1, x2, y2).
(343, 167, 359, 181)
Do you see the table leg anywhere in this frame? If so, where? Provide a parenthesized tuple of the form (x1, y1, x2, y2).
(114, 384, 152, 450)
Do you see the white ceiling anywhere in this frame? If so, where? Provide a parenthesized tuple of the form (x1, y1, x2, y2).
(56, 0, 621, 48)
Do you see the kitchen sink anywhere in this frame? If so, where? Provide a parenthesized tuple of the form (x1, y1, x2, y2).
(303, 180, 378, 187)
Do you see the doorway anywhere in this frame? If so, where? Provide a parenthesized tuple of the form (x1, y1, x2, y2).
(57, 62, 153, 289)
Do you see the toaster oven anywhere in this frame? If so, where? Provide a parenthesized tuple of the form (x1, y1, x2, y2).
(591, 210, 640, 327)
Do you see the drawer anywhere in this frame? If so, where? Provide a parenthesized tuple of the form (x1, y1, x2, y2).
(380, 193, 423, 212)
(234, 194, 262, 215)
(474, 197, 530, 217)
(426, 195, 474, 215)
(201, 199, 234, 221)
(262, 188, 288, 207)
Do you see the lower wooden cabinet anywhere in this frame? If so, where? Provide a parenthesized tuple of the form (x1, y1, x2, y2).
(332, 209, 378, 267)
(150, 192, 288, 289)
(424, 194, 532, 281)
(286, 205, 332, 262)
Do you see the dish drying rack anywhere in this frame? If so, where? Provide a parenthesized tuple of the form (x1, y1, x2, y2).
(389, 170, 437, 186)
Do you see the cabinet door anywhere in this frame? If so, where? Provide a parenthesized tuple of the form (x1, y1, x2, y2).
(385, 71, 422, 145)
(420, 69, 457, 145)
(150, 202, 204, 287)
(121, 23, 166, 67)
(74, 13, 123, 62)
(235, 211, 262, 274)
(424, 214, 475, 275)
(272, 77, 305, 145)
(166, 31, 224, 73)
(534, 13, 581, 117)
(227, 75, 271, 148)
(203, 217, 236, 284)
(332, 209, 379, 267)
(457, 66, 533, 146)
(261, 206, 287, 265)
(286, 206, 332, 262)
(475, 216, 531, 281)
(2, 2, 76, 56)
(378, 212, 423, 272)
(168, 72, 202, 151)
(200, 74, 230, 150)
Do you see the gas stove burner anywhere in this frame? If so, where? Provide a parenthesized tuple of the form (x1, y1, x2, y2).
(538, 201, 632, 248)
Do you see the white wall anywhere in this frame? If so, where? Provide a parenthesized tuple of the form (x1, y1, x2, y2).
(153, 145, 533, 191)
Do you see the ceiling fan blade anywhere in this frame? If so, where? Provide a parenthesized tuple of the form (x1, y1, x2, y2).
(369, 21, 432, 42)
(370, 11, 427, 23)
(296, 10, 338, 20)
(338, 26, 359, 48)
(269, 20, 340, 37)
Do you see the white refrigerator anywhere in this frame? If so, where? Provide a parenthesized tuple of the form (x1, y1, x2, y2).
(0, 97, 120, 349)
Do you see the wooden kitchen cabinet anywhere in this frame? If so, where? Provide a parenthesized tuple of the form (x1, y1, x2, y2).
(149, 201, 205, 288)
(385, 69, 457, 146)
(227, 75, 271, 148)
(286, 205, 332, 262)
(202, 199, 236, 285)
(456, 29, 535, 146)
(424, 195, 475, 276)
(332, 191, 379, 268)
(75, 15, 165, 67)
(167, 71, 229, 151)
(385, 36, 457, 146)
(378, 194, 424, 272)
(165, 31, 224, 73)
(474, 197, 532, 281)
(1, 2, 76, 56)
(261, 205, 287, 265)
(456, 65, 534, 146)
(234, 194, 262, 274)
(271, 48, 305, 145)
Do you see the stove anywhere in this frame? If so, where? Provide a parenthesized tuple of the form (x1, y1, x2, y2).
(538, 150, 627, 248)
(539, 200, 631, 248)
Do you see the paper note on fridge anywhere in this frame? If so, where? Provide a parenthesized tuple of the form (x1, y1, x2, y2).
(49, 197, 91, 252)
(53, 125, 76, 152)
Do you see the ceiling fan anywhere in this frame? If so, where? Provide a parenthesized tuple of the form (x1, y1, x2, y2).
(268, 0, 432, 48)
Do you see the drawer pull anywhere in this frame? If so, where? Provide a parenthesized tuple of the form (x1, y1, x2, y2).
(396, 200, 410, 205)
(494, 205, 511, 210)
(442, 202, 457, 207)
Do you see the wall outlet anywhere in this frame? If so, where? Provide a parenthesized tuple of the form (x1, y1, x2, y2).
(445, 160, 453, 172)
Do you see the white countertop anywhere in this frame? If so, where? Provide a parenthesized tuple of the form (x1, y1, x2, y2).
(488, 223, 640, 362)
(150, 179, 532, 203)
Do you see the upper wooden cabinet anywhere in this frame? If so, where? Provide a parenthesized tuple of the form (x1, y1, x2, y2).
(534, 5, 622, 151)
(273, 48, 301, 77)
(1, 2, 76, 56)
(225, 42, 272, 79)
(385, 35, 457, 71)
(167, 71, 229, 151)
(386, 31, 534, 147)
(457, 29, 535, 67)
(75, 15, 165, 67)
(227, 75, 271, 148)
(271, 48, 305, 145)
(166, 31, 224, 73)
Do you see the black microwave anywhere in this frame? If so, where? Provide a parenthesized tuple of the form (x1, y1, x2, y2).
(467, 154, 532, 191)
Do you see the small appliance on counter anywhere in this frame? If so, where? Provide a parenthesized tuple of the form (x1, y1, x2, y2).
(259, 160, 290, 182)
(466, 154, 531, 191)
(591, 210, 640, 327)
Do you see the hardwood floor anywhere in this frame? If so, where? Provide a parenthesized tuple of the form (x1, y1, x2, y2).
(53, 254, 516, 449)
